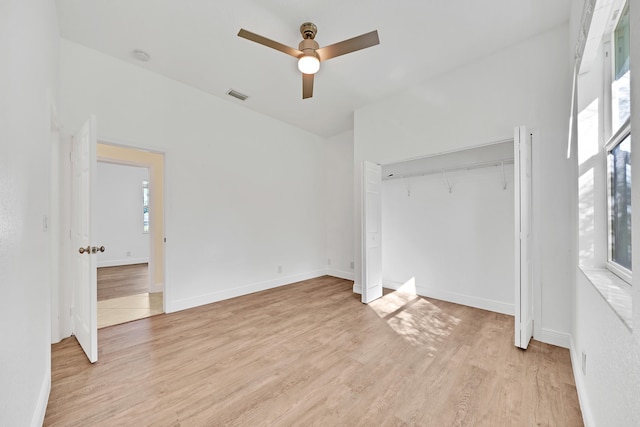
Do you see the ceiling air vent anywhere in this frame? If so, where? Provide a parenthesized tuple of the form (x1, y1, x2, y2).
(227, 89, 248, 101)
(133, 49, 151, 62)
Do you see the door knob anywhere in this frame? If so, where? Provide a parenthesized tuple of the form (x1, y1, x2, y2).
(79, 245, 105, 254)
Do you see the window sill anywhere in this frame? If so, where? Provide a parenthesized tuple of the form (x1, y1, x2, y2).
(579, 267, 633, 330)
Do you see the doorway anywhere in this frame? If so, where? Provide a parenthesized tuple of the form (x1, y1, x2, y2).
(96, 143, 166, 327)
(94, 161, 161, 327)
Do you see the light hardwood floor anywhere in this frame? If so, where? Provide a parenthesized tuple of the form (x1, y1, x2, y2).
(97, 263, 163, 328)
(45, 276, 583, 426)
(97, 263, 150, 301)
(98, 292, 163, 328)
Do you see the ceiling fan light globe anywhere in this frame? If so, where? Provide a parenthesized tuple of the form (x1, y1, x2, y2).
(298, 55, 320, 74)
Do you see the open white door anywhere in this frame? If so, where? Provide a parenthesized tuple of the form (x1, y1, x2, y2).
(71, 115, 99, 363)
(361, 161, 383, 304)
(514, 126, 533, 349)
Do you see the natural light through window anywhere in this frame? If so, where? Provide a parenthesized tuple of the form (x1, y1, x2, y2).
(579, 168, 595, 261)
(396, 277, 417, 294)
(605, 0, 631, 282)
(612, 2, 630, 132)
(608, 131, 631, 275)
(143, 180, 149, 233)
(575, 0, 633, 326)
(367, 290, 461, 355)
(578, 98, 599, 164)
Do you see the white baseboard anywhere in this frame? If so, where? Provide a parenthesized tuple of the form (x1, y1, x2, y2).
(327, 269, 354, 281)
(382, 281, 514, 315)
(31, 371, 51, 427)
(166, 270, 327, 313)
(97, 257, 149, 268)
(536, 328, 570, 349)
(570, 336, 594, 427)
(352, 283, 362, 294)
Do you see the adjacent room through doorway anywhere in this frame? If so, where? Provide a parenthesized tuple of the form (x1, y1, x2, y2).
(95, 161, 162, 328)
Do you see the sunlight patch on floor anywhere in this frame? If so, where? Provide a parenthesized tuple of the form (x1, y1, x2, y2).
(368, 289, 461, 352)
(368, 290, 417, 318)
(98, 292, 163, 328)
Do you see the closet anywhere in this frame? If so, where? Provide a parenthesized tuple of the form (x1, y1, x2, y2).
(380, 141, 516, 315)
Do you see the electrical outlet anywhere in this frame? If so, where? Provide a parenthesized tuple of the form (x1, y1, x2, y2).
(42, 215, 48, 232)
(277, 265, 282, 274)
(327, 258, 332, 265)
(350, 261, 354, 269)
(126, 251, 132, 257)
(581, 351, 587, 375)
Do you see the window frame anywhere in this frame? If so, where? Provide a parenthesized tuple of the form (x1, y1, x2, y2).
(605, 118, 631, 283)
(603, 0, 632, 284)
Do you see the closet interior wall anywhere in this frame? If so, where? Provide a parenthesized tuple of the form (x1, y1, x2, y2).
(381, 144, 516, 315)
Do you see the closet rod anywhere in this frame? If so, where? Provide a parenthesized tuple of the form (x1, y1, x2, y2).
(385, 157, 515, 181)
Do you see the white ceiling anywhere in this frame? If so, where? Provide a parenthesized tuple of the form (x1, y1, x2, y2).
(56, 0, 571, 138)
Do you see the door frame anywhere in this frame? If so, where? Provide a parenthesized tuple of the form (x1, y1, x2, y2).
(48, 92, 64, 343)
(96, 142, 167, 311)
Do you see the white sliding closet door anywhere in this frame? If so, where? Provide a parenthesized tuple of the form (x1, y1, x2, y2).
(514, 126, 533, 349)
(362, 161, 383, 304)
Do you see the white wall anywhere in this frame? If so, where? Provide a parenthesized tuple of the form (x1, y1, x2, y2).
(325, 130, 355, 280)
(574, 271, 637, 425)
(60, 40, 327, 313)
(382, 164, 515, 314)
(95, 162, 150, 267)
(0, 1, 59, 425)
(569, 0, 640, 425)
(354, 24, 574, 347)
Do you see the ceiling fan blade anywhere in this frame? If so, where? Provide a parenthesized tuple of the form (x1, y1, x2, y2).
(316, 30, 379, 61)
(302, 73, 314, 99)
(238, 29, 303, 58)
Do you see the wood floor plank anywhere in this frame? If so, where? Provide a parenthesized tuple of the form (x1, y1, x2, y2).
(97, 263, 149, 300)
(45, 276, 583, 426)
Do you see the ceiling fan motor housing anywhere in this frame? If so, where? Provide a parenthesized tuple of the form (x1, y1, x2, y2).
(300, 22, 317, 39)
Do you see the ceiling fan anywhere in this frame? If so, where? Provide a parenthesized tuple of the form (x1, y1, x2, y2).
(237, 22, 379, 99)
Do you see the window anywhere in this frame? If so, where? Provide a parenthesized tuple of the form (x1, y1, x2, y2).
(612, 1, 630, 132)
(605, 0, 631, 282)
(143, 180, 149, 233)
(576, 0, 633, 324)
(606, 123, 631, 278)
